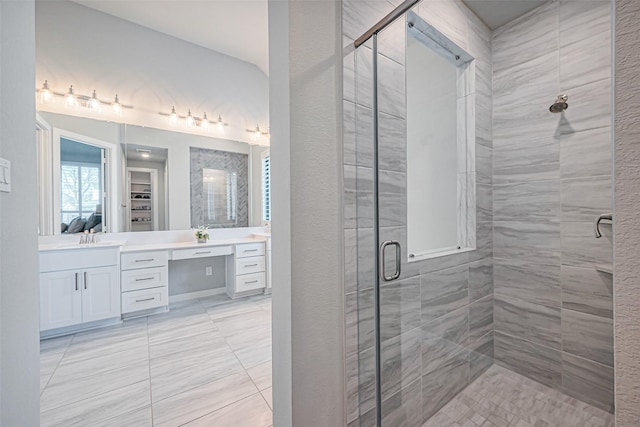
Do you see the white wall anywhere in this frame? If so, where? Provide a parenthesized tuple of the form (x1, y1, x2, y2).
(35, 0, 269, 146)
(614, 0, 640, 424)
(269, 0, 344, 425)
(0, 1, 40, 425)
(406, 35, 459, 256)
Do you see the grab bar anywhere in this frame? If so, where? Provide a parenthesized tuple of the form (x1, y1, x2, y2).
(595, 213, 612, 238)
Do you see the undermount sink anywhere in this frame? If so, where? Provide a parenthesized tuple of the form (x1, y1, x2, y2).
(39, 241, 126, 251)
(55, 242, 116, 248)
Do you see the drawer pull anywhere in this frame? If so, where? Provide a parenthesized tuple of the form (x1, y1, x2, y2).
(195, 251, 211, 255)
(75, 272, 79, 291)
(135, 297, 156, 303)
(243, 249, 259, 252)
(244, 263, 259, 267)
(244, 280, 259, 284)
(135, 258, 154, 263)
(135, 277, 155, 282)
(84, 272, 87, 289)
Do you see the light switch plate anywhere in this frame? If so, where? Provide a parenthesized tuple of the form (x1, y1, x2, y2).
(0, 158, 10, 193)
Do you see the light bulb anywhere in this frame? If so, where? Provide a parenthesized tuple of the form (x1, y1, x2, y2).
(88, 90, 101, 112)
(216, 115, 225, 133)
(64, 85, 78, 109)
(39, 80, 54, 104)
(112, 94, 122, 116)
(254, 124, 261, 140)
(201, 112, 210, 131)
(169, 106, 178, 125)
(185, 109, 195, 128)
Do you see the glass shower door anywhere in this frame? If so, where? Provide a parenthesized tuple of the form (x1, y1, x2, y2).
(352, 4, 483, 426)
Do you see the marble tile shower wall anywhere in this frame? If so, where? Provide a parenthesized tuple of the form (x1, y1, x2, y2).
(190, 147, 249, 228)
(491, 0, 614, 414)
(342, 1, 493, 425)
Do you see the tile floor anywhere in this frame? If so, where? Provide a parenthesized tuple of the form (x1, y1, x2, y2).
(40, 294, 615, 427)
(424, 364, 614, 427)
(39, 293, 273, 427)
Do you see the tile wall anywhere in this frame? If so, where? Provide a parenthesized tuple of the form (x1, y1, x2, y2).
(342, 1, 494, 425)
(491, 0, 614, 413)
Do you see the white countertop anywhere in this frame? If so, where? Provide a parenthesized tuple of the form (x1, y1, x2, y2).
(39, 240, 127, 252)
(120, 237, 266, 253)
(39, 237, 266, 253)
(38, 228, 269, 254)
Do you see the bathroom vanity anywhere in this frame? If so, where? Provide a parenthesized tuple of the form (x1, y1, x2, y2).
(38, 229, 271, 337)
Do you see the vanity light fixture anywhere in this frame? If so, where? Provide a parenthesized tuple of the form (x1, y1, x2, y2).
(112, 94, 122, 116)
(214, 114, 228, 133)
(88, 90, 101, 112)
(36, 81, 133, 116)
(64, 85, 78, 109)
(201, 112, 211, 131)
(169, 106, 178, 125)
(161, 108, 229, 132)
(247, 124, 269, 141)
(185, 109, 195, 128)
(39, 80, 54, 104)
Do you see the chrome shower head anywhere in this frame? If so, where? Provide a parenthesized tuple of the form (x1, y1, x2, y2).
(549, 94, 568, 113)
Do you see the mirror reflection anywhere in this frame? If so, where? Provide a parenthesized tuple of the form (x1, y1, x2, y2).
(35, 112, 270, 235)
(201, 168, 238, 227)
(59, 137, 104, 233)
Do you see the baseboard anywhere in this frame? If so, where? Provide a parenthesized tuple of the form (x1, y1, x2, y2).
(169, 287, 226, 303)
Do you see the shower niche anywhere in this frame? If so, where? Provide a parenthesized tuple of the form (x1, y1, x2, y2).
(405, 11, 476, 261)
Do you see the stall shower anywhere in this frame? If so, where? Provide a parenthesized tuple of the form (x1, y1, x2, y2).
(343, 0, 613, 425)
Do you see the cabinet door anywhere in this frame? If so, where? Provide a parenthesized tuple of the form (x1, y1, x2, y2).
(82, 266, 121, 323)
(40, 270, 82, 331)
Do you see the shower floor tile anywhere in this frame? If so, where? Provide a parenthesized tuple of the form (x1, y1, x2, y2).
(423, 364, 614, 427)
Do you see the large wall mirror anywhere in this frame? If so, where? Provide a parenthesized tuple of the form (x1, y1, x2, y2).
(35, 113, 270, 235)
(34, 1, 271, 235)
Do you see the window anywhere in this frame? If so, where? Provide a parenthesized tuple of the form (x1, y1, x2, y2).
(262, 153, 270, 222)
(406, 11, 475, 260)
(60, 162, 102, 224)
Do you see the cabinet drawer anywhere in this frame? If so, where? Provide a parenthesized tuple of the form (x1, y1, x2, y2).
(121, 251, 168, 270)
(171, 245, 232, 261)
(235, 272, 265, 293)
(235, 243, 265, 258)
(121, 286, 168, 314)
(121, 266, 167, 292)
(235, 256, 265, 275)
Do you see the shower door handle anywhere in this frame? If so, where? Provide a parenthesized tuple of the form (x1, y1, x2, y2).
(380, 240, 401, 281)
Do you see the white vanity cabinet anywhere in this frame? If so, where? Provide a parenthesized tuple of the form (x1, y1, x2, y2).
(226, 242, 267, 298)
(39, 248, 120, 332)
(120, 250, 169, 314)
